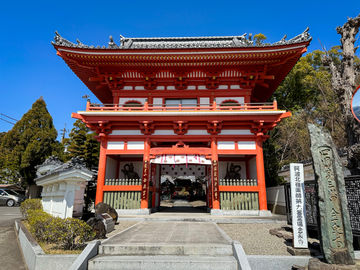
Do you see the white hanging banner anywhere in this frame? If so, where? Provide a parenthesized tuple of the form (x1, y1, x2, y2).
(290, 163, 308, 248)
(150, 154, 211, 165)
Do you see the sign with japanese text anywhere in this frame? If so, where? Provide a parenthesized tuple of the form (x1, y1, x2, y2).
(212, 160, 220, 201)
(290, 163, 308, 248)
(141, 160, 149, 200)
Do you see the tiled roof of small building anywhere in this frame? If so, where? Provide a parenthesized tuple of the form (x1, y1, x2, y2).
(52, 28, 311, 50)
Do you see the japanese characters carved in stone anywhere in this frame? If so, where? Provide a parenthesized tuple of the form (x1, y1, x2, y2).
(308, 123, 354, 265)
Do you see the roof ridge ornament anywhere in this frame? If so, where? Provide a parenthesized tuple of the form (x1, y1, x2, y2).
(52, 29, 311, 49)
(108, 35, 119, 49)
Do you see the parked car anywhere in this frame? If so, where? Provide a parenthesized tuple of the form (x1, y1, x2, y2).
(0, 189, 26, 207)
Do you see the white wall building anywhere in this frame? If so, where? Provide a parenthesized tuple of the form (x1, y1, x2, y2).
(35, 157, 94, 218)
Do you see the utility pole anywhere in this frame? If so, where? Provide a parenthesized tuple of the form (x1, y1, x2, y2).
(60, 123, 68, 143)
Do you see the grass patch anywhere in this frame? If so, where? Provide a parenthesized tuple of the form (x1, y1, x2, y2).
(39, 242, 83, 254)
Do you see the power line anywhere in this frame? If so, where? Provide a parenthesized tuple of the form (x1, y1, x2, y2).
(0, 113, 18, 122)
(0, 117, 16, 125)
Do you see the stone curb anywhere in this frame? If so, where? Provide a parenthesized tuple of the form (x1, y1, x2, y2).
(247, 255, 311, 270)
(15, 220, 97, 270)
(233, 241, 252, 270)
(215, 222, 252, 269)
(69, 240, 100, 270)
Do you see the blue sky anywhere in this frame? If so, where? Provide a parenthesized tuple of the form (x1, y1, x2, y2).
(0, 1, 359, 139)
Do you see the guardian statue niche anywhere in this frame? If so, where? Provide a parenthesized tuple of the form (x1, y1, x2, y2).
(122, 163, 140, 179)
(224, 163, 241, 180)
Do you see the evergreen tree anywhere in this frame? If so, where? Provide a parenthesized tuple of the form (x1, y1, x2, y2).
(0, 98, 62, 186)
(64, 119, 99, 170)
(264, 49, 348, 186)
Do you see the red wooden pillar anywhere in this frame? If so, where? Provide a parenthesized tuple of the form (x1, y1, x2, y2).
(141, 138, 150, 209)
(211, 138, 220, 209)
(95, 136, 107, 205)
(255, 133, 267, 210)
(112, 92, 120, 105)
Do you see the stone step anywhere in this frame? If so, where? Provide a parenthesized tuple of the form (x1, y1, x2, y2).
(99, 243, 233, 256)
(88, 255, 238, 270)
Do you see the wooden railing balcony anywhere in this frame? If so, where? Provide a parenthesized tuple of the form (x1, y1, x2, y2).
(85, 100, 279, 112)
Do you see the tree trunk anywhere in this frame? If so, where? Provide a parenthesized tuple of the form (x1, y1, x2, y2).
(323, 14, 360, 174)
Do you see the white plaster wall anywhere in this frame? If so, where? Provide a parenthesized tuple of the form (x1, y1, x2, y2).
(186, 129, 208, 135)
(107, 141, 125, 150)
(219, 161, 246, 180)
(237, 141, 256, 150)
(153, 130, 175, 135)
(110, 130, 142, 135)
(127, 141, 144, 150)
(119, 161, 143, 179)
(219, 129, 252, 135)
(105, 157, 117, 179)
(249, 156, 257, 179)
(217, 141, 235, 150)
(51, 196, 66, 218)
(266, 186, 286, 207)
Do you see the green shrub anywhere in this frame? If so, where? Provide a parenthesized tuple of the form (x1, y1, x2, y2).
(26, 209, 95, 250)
(27, 209, 53, 242)
(20, 199, 43, 219)
(53, 218, 96, 250)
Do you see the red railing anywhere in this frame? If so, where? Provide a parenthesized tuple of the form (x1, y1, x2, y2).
(86, 100, 278, 112)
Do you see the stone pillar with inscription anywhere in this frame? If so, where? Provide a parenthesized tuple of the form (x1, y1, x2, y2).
(308, 123, 354, 265)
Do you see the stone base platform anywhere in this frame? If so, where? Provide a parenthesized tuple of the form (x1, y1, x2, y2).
(88, 221, 250, 270)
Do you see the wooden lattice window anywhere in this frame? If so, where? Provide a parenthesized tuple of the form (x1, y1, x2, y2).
(123, 100, 143, 107)
(220, 100, 240, 107)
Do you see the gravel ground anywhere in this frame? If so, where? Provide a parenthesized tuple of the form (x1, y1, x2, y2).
(105, 221, 139, 240)
(218, 222, 291, 255)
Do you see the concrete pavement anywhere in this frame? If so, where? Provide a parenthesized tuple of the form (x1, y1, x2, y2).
(0, 206, 26, 270)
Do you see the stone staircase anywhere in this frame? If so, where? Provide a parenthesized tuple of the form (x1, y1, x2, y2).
(88, 243, 238, 270)
(88, 221, 239, 270)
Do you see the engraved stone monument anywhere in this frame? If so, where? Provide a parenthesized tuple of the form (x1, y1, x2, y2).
(308, 123, 354, 265)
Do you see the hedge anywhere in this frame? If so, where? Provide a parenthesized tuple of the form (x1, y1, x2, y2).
(21, 199, 95, 250)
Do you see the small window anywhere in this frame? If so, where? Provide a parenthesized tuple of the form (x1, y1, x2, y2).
(165, 99, 197, 107)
